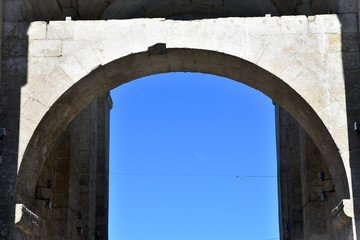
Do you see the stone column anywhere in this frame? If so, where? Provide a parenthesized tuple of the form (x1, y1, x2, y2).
(76, 99, 98, 240)
(0, 0, 27, 239)
(95, 93, 112, 240)
(276, 105, 304, 240)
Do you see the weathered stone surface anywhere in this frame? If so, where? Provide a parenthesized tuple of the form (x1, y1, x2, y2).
(1, 1, 360, 239)
(47, 21, 74, 40)
(14, 204, 39, 236)
(28, 40, 61, 57)
(20, 17, 352, 206)
(27, 21, 46, 40)
(332, 199, 353, 229)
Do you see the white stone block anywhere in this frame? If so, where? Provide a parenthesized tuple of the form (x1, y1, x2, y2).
(74, 21, 107, 40)
(74, 48, 102, 73)
(280, 16, 308, 34)
(47, 21, 74, 40)
(21, 97, 49, 125)
(61, 40, 90, 56)
(27, 22, 47, 40)
(29, 40, 61, 57)
(245, 17, 281, 35)
(318, 15, 341, 33)
(58, 55, 88, 82)
(31, 67, 73, 107)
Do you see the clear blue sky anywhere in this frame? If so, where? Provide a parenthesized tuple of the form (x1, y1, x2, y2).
(109, 73, 279, 240)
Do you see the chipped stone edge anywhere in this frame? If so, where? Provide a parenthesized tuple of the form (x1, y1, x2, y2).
(14, 204, 40, 236)
(331, 199, 353, 229)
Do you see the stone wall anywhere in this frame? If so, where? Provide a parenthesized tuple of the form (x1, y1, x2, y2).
(13, 94, 111, 240)
(0, 0, 359, 239)
(0, 0, 27, 238)
(276, 105, 354, 239)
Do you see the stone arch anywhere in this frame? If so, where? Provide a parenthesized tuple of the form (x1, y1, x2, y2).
(16, 47, 349, 206)
(17, 16, 352, 218)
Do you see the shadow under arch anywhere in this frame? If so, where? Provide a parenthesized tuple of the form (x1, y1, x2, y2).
(16, 48, 350, 206)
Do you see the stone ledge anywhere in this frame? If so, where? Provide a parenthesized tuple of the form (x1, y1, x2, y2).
(14, 204, 39, 236)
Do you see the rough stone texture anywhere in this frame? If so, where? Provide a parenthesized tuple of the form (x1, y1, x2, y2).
(22, 0, 350, 21)
(332, 200, 354, 229)
(10, 15, 359, 239)
(14, 204, 39, 236)
(18, 15, 353, 197)
(13, 96, 111, 240)
(95, 94, 112, 240)
(0, 1, 360, 240)
(0, 0, 26, 239)
(276, 105, 353, 240)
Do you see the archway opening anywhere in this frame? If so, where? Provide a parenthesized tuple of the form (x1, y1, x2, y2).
(16, 49, 349, 239)
(109, 72, 279, 239)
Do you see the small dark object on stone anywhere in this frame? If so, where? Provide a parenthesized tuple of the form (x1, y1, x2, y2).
(148, 43, 167, 55)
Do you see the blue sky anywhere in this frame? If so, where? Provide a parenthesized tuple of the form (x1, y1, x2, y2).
(109, 72, 279, 240)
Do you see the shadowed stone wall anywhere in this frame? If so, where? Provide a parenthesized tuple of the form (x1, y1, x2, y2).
(14, 94, 111, 240)
(276, 105, 351, 240)
(0, 0, 360, 239)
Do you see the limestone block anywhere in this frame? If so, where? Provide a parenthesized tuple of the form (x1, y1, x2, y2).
(18, 119, 39, 163)
(29, 40, 62, 57)
(304, 86, 328, 113)
(329, 33, 342, 52)
(61, 40, 90, 56)
(245, 17, 281, 35)
(47, 21, 74, 40)
(307, 15, 341, 34)
(332, 124, 350, 154)
(94, 32, 135, 65)
(27, 56, 60, 83)
(207, 23, 246, 55)
(31, 67, 74, 108)
(107, 20, 147, 48)
(73, 20, 107, 40)
(317, 101, 347, 135)
(14, 204, 39, 236)
(21, 97, 49, 126)
(58, 55, 88, 82)
(74, 47, 102, 73)
(243, 34, 266, 63)
(280, 16, 308, 34)
(28, 22, 47, 40)
(290, 67, 319, 97)
(294, 34, 324, 53)
(326, 52, 344, 75)
(105, 18, 153, 32)
(145, 20, 172, 47)
(24, 59, 60, 101)
(295, 53, 327, 76)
